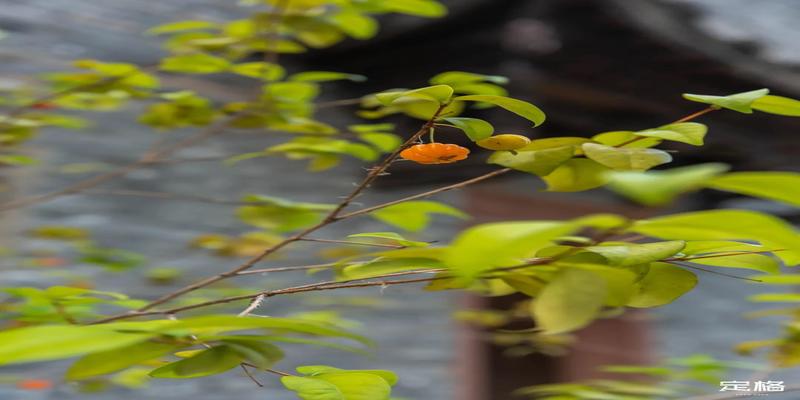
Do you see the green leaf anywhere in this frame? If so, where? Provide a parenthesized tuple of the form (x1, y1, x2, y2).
(627, 262, 697, 308)
(748, 293, 800, 303)
(488, 145, 574, 176)
(160, 53, 231, 74)
(282, 376, 345, 400)
(266, 82, 320, 102)
(563, 263, 638, 306)
(444, 221, 575, 279)
(606, 163, 730, 206)
(147, 20, 216, 35)
(165, 315, 368, 343)
(706, 171, 800, 207)
(440, 117, 494, 141)
(347, 232, 429, 247)
(67, 341, 179, 380)
(342, 258, 442, 280)
(222, 340, 284, 369)
(328, 11, 378, 39)
(375, 85, 453, 106)
(582, 143, 672, 171)
(584, 241, 685, 266)
(685, 253, 779, 274)
(0, 154, 38, 166)
(268, 138, 379, 162)
(289, 71, 367, 82)
(148, 346, 242, 379)
(542, 158, 611, 192)
(78, 246, 147, 271)
(682, 240, 768, 255)
(635, 122, 707, 146)
(357, 133, 402, 153)
(629, 209, 800, 265)
(429, 71, 508, 86)
(295, 366, 398, 385)
(281, 365, 396, 400)
(532, 269, 606, 334)
(524, 137, 592, 152)
(592, 131, 662, 148)
(451, 83, 508, 97)
(682, 88, 769, 114)
(382, 0, 447, 17)
(0, 325, 153, 366)
(369, 201, 467, 232)
(752, 95, 800, 116)
(230, 62, 285, 80)
(454, 95, 546, 127)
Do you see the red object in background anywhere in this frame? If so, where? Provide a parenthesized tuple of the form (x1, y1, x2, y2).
(16, 379, 53, 390)
(31, 102, 57, 110)
(34, 257, 66, 267)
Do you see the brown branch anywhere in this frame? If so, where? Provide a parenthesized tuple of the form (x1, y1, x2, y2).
(236, 262, 340, 276)
(337, 167, 512, 219)
(615, 106, 718, 147)
(665, 261, 762, 282)
(0, 113, 241, 212)
(239, 364, 264, 387)
(129, 105, 447, 313)
(238, 294, 266, 317)
(91, 271, 443, 324)
(298, 237, 405, 249)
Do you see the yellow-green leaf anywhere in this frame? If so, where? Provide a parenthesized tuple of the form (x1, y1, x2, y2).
(488, 145, 574, 176)
(627, 262, 697, 308)
(630, 210, 800, 265)
(682, 88, 769, 114)
(441, 117, 494, 141)
(606, 163, 729, 206)
(706, 171, 800, 207)
(532, 269, 606, 334)
(582, 143, 672, 171)
(752, 95, 800, 116)
(542, 158, 611, 192)
(635, 122, 707, 146)
(454, 95, 546, 126)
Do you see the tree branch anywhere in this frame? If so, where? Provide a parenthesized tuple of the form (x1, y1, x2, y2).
(130, 105, 447, 312)
(0, 112, 242, 212)
(337, 167, 512, 219)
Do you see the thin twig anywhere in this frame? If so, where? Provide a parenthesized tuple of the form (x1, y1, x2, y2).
(239, 364, 264, 387)
(128, 105, 447, 313)
(0, 112, 244, 212)
(238, 294, 266, 317)
(299, 237, 404, 249)
(236, 262, 340, 276)
(91, 272, 444, 323)
(666, 261, 762, 282)
(615, 106, 717, 147)
(338, 167, 512, 219)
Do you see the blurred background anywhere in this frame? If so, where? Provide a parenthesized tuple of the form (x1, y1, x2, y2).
(1, 0, 799, 398)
